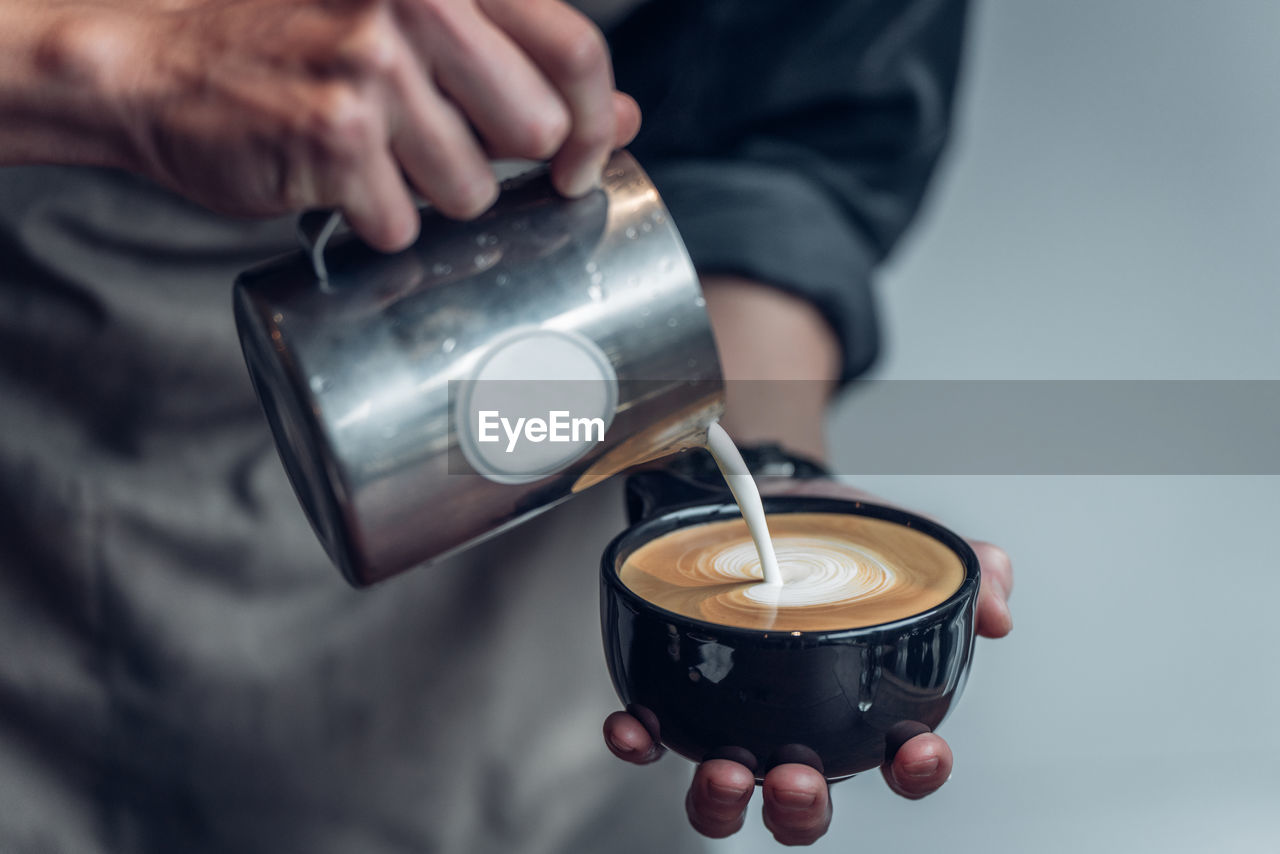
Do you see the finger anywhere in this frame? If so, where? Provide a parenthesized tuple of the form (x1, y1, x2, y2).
(761, 763, 832, 846)
(612, 91, 641, 148)
(387, 45, 498, 219)
(478, 0, 617, 197)
(977, 584, 1013, 638)
(602, 711, 664, 765)
(970, 540, 1014, 638)
(686, 760, 755, 839)
(971, 539, 1014, 597)
(402, 0, 571, 162)
(299, 69, 419, 250)
(881, 732, 953, 800)
(340, 147, 419, 252)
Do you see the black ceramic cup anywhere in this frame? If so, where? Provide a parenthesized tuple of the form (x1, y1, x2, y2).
(600, 496, 980, 782)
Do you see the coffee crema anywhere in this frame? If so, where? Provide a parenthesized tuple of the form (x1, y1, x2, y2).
(618, 512, 965, 631)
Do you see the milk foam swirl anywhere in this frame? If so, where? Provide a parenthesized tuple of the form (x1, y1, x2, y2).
(618, 513, 967, 631)
(683, 535, 897, 608)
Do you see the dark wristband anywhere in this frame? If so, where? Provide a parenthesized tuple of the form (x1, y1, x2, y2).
(624, 443, 830, 524)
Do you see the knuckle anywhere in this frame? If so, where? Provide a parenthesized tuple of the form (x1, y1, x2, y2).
(564, 103, 613, 152)
(568, 117, 613, 151)
(433, 176, 497, 220)
(341, 15, 400, 80)
(511, 106, 570, 159)
(549, 22, 608, 80)
(35, 13, 124, 90)
(972, 541, 1012, 575)
(308, 87, 379, 162)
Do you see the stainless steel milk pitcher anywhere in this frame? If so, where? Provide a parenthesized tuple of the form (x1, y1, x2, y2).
(234, 152, 724, 586)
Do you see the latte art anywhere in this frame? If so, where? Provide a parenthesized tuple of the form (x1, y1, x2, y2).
(690, 537, 897, 608)
(619, 513, 965, 631)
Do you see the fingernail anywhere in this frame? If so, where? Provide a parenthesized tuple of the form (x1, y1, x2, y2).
(774, 789, 817, 810)
(902, 756, 939, 780)
(607, 734, 634, 756)
(708, 781, 747, 805)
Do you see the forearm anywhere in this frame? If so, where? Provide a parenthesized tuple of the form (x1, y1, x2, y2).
(702, 274, 841, 462)
(0, 1, 140, 169)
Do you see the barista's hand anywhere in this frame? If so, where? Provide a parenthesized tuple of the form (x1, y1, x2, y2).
(27, 0, 638, 250)
(602, 480, 1013, 845)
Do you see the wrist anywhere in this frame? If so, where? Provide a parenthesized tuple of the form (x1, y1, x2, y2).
(702, 275, 839, 461)
(0, 2, 145, 170)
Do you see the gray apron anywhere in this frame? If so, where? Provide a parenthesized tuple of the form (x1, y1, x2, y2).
(0, 160, 694, 852)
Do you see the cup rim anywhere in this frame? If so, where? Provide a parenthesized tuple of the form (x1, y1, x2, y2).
(601, 496, 981, 642)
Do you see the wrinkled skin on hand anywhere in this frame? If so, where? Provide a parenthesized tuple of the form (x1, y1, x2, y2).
(51, 0, 639, 249)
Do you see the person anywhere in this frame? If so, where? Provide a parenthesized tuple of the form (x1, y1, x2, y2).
(0, 0, 1013, 849)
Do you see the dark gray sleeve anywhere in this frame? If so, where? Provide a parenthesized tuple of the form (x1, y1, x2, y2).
(608, 0, 969, 381)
